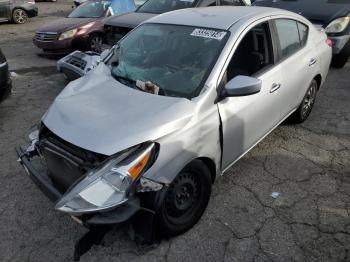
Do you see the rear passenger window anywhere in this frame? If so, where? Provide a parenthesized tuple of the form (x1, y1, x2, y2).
(297, 22, 308, 47)
(275, 19, 301, 59)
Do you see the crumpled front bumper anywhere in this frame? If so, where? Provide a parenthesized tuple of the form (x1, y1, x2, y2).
(15, 146, 142, 226)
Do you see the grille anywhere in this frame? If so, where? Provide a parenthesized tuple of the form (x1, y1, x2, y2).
(66, 56, 87, 70)
(34, 32, 58, 42)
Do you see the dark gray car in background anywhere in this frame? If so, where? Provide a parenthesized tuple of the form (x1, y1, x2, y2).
(253, 0, 350, 68)
(0, 0, 38, 24)
(103, 0, 251, 45)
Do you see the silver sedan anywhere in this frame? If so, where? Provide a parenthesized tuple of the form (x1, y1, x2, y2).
(17, 6, 332, 239)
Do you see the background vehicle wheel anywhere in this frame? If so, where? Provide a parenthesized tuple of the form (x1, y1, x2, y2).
(331, 40, 350, 68)
(87, 34, 103, 53)
(12, 9, 28, 24)
(156, 160, 212, 237)
(289, 79, 318, 124)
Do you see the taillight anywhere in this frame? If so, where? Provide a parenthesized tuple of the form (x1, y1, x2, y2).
(326, 39, 333, 48)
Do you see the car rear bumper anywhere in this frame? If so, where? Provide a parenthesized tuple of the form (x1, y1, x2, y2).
(328, 35, 350, 55)
(0, 62, 12, 100)
(15, 146, 142, 226)
(27, 6, 38, 17)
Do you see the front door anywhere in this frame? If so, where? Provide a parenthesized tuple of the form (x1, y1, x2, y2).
(218, 21, 284, 170)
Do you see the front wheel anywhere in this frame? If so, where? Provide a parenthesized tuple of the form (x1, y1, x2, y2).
(12, 9, 28, 24)
(87, 34, 103, 53)
(289, 79, 318, 124)
(155, 160, 212, 237)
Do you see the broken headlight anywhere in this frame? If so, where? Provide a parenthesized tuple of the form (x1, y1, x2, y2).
(55, 143, 156, 215)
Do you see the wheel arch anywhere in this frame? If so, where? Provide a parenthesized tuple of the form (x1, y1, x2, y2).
(196, 157, 217, 184)
(314, 74, 322, 90)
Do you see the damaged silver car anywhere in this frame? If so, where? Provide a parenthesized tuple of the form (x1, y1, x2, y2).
(17, 6, 332, 242)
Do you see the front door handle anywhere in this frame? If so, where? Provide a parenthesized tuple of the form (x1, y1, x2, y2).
(309, 58, 317, 66)
(270, 83, 281, 93)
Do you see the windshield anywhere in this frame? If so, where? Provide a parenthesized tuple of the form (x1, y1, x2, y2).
(68, 1, 110, 18)
(108, 24, 228, 98)
(137, 0, 196, 14)
(109, 0, 137, 15)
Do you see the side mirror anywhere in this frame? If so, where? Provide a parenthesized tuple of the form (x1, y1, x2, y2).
(242, 0, 251, 6)
(222, 75, 261, 97)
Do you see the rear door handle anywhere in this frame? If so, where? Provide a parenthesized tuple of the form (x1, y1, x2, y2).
(270, 83, 281, 93)
(309, 58, 317, 66)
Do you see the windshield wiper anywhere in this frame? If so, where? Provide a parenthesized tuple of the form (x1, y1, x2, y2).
(112, 72, 136, 86)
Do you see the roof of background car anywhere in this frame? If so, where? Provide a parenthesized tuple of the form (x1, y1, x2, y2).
(145, 6, 291, 30)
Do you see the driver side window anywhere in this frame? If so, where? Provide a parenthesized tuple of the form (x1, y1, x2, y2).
(224, 22, 274, 84)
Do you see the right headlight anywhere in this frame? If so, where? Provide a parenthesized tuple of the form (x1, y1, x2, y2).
(59, 29, 78, 40)
(55, 143, 157, 215)
(325, 17, 350, 33)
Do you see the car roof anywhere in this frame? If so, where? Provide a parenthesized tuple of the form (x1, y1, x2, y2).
(145, 6, 293, 30)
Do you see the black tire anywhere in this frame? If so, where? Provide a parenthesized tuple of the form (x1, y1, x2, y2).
(156, 160, 212, 237)
(12, 8, 28, 24)
(331, 40, 350, 68)
(289, 79, 318, 124)
(87, 34, 103, 53)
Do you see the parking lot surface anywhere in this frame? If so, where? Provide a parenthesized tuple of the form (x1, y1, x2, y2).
(0, 1, 349, 261)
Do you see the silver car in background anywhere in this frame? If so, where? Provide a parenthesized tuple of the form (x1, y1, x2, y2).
(17, 7, 332, 239)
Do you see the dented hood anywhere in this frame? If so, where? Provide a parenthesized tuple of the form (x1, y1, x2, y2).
(42, 64, 195, 156)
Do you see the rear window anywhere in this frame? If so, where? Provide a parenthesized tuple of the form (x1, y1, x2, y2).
(137, 0, 196, 14)
(274, 19, 309, 60)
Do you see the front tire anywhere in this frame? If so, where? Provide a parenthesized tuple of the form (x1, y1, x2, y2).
(156, 160, 212, 237)
(289, 79, 318, 124)
(12, 9, 28, 24)
(87, 34, 103, 53)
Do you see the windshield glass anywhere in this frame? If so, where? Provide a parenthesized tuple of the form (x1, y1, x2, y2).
(109, 0, 137, 15)
(68, 1, 110, 18)
(108, 24, 228, 98)
(137, 0, 196, 14)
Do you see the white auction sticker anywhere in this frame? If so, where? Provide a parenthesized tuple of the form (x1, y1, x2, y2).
(191, 28, 227, 40)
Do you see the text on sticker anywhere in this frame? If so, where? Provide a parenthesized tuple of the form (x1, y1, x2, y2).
(191, 29, 227, 40)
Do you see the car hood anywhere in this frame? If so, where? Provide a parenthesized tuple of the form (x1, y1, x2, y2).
(253, 0, 350, 26)
(103, 12, 156, 28)
(36, 18, 97, 33)
(42, 63, 195, 156)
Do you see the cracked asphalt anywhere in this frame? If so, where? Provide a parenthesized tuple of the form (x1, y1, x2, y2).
(0, 1, 349, 261)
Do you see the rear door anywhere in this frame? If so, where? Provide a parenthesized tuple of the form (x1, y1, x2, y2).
(272, 18, 318, 118)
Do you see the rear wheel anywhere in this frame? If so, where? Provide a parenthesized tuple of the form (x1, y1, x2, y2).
(12, 9, 28, 24)
(87, 34, 103, 53)
(156, 160, 212, 237)
(289, 79, 318, 124)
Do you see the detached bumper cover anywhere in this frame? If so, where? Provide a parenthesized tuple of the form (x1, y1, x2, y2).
(15, 146, 141, 226)
(57, 51, 100, 81)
